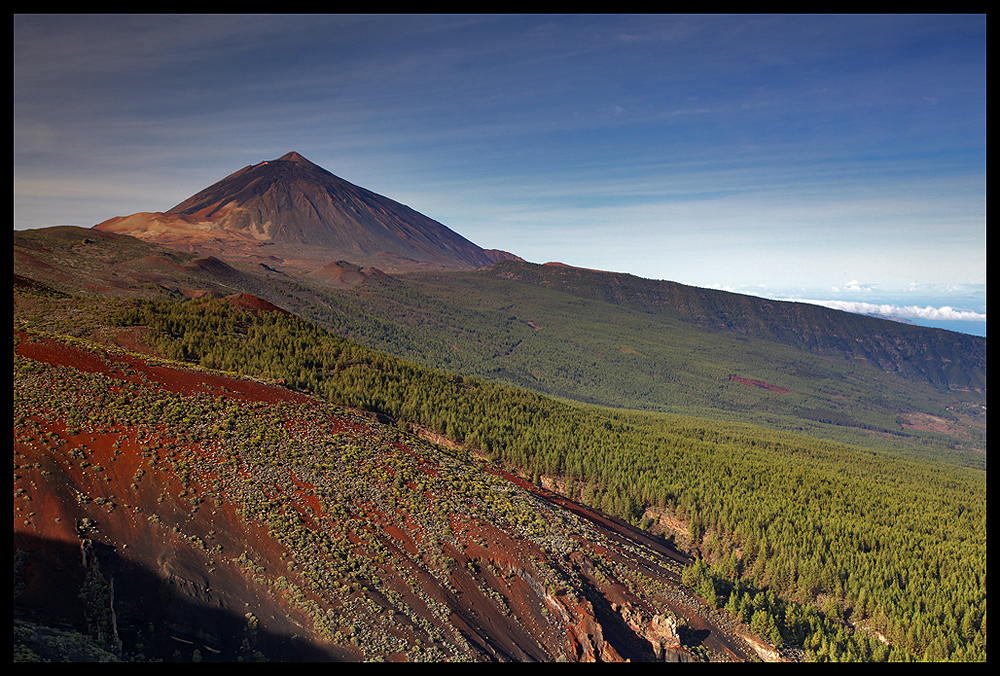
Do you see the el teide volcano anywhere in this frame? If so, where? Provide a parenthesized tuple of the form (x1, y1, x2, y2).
(94, 152, 516, 275)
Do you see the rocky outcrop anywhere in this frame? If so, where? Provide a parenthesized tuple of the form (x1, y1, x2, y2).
(615, 602, 695, 662)
(565, 609, 625, 663)
(79, 539, 123, 657)
(737, 627, 787, 662)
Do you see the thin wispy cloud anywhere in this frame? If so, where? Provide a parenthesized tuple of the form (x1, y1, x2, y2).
(836, 281, 875, 293)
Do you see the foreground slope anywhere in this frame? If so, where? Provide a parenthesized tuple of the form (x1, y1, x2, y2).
(15, 318, 767, 662)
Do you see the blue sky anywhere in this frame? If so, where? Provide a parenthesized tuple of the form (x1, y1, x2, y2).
(14, 14, 986, 334)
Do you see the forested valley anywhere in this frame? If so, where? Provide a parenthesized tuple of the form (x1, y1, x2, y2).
(98, 294, 987, 662)
(285, 262, 985, 472)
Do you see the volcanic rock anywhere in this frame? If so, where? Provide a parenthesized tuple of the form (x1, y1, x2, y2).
(94, 152, 518, 274)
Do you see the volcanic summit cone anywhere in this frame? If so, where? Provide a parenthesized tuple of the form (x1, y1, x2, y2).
(94, 151, 516, 274)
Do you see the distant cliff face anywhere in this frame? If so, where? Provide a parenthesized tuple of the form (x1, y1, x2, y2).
(94, 152, 518, 274)
(482, 260, 987, 394)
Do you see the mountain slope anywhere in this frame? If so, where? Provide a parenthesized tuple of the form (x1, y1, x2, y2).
(14, 284, 986, 663)
(480, 260, 987, 393)
(15, 320, 763, 663)
(93, 152, 517, 274)
(308, 263, 985, 467)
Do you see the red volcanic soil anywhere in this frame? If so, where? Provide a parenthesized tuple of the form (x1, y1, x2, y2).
(14, 329, 769, 663)
(488, 467, 760, 662)
(14, 331, 342, 661)
(224, 293, 292, 315)
(14, 330, 307, 404)
(729, 374, 791, 394)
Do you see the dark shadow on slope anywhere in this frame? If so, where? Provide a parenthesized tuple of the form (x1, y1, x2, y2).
(14, 532, 342, 662)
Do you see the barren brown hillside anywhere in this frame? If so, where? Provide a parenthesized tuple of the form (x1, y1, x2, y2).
(93, 152, 518, 275)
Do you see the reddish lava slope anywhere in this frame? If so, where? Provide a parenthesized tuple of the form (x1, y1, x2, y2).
(14, 329, 763, 662)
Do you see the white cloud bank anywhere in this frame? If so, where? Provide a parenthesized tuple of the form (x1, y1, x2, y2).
(791, 299, 986, 322)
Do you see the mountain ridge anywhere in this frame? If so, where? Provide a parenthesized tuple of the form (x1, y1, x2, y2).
(477, 259, 986, 393)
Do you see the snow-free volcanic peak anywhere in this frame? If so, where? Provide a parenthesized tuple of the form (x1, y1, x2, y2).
(94, 152, 517, 275)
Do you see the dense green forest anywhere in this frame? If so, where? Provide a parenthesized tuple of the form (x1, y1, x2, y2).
(279, 265, 985, 471)
(105, 295, 986, 662)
